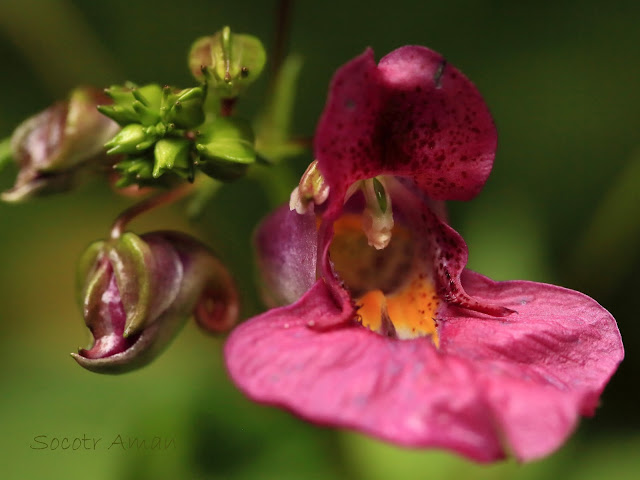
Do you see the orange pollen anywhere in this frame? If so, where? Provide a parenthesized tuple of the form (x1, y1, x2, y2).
(330, 213, 440, 345)
(356, 276, 440, 345)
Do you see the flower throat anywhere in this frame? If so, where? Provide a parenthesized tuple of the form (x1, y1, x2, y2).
(330, 213, 440, 345)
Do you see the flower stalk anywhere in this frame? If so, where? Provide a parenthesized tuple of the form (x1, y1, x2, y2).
(109, 183, 195, 240)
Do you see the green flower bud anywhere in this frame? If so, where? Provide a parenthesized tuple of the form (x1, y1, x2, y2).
(72, 231, 239, 374)
(112, 156, 155, 188)
(104, 124, 156, 155)
(188, 27, 266, 99)
(153, 138, 192, 180)
(99, 83, 164, 126)
(195, 117, 256, 180)
(1, 87, 119, 202)
(96, 104, 140, 126)
(161, 86, 206, 129)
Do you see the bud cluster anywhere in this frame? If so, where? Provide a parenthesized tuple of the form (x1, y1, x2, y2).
(99, 83, 205, 187)
(0, 26, 299, 375)
(99, 27, 265, 189)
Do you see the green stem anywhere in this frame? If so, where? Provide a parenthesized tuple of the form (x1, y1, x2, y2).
(270, 0, 294, 92)
(186, 176, 223, 219)
(0, 137, 13, 171)
(110, 183, 194, 239)
(247, 162, 298, 208)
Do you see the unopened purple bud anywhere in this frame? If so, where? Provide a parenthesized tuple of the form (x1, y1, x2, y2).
(72, 231, 238, 374)
(1, 87, 119, 202)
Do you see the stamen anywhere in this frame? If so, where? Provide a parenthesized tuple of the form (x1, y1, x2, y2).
(362, 177, 394, 250)
(289, 160, 329, 214)
(289, 186, 308, 214)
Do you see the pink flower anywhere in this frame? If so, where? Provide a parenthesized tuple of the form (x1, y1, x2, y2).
(224, 46, 623, 462)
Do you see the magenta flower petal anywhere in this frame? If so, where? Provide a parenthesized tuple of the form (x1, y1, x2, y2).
(316, 46, 496, 219)
(390, 180, 514, 317)
(225, 281, 503, 462)
(443, 271, 623, 460)
(254, 205, 318, 307)
(225, 271, 622, 462)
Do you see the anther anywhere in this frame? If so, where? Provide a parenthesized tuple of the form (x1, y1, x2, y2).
(289, 160, 329, 214)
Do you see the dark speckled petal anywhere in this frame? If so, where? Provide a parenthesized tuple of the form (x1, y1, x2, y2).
(315, 46, 496, 220)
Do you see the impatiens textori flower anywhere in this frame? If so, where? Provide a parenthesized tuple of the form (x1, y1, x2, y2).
(73, 230, 238, 374)
(224, 46, 624, 462)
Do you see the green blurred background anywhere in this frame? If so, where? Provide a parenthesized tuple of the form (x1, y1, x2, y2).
(0, 0, 638, 478)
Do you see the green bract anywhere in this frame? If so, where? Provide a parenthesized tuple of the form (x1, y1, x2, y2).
(189, 26, 266, 99)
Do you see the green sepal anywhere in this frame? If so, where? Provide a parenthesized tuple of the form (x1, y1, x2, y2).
(109, 233, 154, 337)
(77, 240, 107, 311)
(188, 27, 266, 99)
(105, 124, 155, 155)
(195, 117, 256, 180)
(153, 138, 192, 180)
(81, 260, 112, 335)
